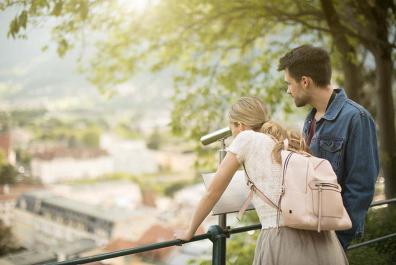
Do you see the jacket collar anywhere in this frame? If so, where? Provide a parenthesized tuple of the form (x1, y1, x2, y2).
(307, 88, 347, 121)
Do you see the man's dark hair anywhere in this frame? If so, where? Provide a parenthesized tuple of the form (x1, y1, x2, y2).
(278, 45, 331, 87)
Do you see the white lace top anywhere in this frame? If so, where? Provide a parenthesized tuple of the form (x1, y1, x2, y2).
(227, 130, 284, 229)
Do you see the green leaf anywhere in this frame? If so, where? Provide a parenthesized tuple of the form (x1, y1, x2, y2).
(19, 11, 28, 29)
(57, 38, 69, 57)
(52, 1, 63, 16)
(7, 16, 19, 39)
(79, 0, 88, 20)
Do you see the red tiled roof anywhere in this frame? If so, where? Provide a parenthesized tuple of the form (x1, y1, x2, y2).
(135, 224, 177, 261)
(104, 224, 206, 262)
(0, 194, 17, 201)
(0, 184, 44, 200)
(103, 239, 137, 252)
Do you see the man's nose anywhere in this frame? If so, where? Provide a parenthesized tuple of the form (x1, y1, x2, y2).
(287, 87, 291, 94)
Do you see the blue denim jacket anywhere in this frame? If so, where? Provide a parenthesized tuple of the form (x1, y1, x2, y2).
(303, 88, 379, 249)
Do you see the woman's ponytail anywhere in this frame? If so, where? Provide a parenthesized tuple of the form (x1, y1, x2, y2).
(261, 121, 310, 164)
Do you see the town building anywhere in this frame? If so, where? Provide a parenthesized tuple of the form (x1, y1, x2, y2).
(12, 190, 158, 250)
(0, 238, 96, 265)
(100, 135, 159, 175)
(30, 147, 114, 183)
(0, 184, 42, 227)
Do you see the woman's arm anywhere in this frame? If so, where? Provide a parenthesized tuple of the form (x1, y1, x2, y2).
(176, 152, 240, 241)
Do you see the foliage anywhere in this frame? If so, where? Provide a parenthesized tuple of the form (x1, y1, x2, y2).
(162, 179, 195, 197)
(114, 121, 142, 140)
(7, 109, 105, 148)
(0, 220, 19, 256)
(224, 211, 260, 265)
(0, 152, 18, 185)
(14, 148, 31, 167)
(22, 117, 102, 148)
(8, 109, 47, 128)
(0, 112, 11, 132)
(146, 127, 161, 150)
(0, 164, 18, 185)
(65, 171, 194, 198)
(347, 206, 396, 264)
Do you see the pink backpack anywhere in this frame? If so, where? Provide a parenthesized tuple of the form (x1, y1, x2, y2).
(239, 140, 352, 232)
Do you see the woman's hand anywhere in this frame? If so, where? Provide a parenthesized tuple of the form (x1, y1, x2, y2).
(174, 229, 194, 242)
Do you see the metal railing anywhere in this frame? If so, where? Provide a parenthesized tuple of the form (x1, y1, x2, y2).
(47, 198, 396, 265)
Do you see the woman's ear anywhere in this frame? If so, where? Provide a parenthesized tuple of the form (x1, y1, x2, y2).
(239, 123, 249, 131)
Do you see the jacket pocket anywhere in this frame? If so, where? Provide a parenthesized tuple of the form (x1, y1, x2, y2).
(319, 139, 343, 171)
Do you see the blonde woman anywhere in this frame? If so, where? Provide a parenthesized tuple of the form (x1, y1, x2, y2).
(175, 96, 348, 265)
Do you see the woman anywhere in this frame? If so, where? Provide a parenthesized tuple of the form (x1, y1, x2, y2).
(175, 96, 348, 265)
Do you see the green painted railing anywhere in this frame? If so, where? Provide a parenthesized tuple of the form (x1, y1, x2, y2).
(47, 198, 396, 265)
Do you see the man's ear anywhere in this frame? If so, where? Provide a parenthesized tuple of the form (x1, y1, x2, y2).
(301, 76, 310, 89)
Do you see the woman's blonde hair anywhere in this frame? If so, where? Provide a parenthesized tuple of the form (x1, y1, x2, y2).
(229, 96, 310, 164)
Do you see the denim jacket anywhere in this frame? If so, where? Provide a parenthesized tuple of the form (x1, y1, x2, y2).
(303, 88, 379, 249)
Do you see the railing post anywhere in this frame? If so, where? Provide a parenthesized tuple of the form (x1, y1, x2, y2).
(208, 225, 226, 265)
(216, 139, 227, 265)
(200, 129, 231, 265)
(218, 139, 228, 230)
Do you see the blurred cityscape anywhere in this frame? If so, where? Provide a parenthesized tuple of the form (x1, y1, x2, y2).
(0, 104, 221, 265)
(0, 8, 216, 264)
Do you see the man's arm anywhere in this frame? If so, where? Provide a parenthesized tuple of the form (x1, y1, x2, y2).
(337, 111, 379, 248)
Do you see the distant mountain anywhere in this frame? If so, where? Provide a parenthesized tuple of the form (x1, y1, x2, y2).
(0, 9, 173, 118)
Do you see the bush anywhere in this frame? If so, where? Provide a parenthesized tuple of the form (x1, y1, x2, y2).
(347, 206, 396, 264)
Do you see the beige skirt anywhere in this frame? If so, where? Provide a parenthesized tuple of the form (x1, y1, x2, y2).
(252, 227, 349, 265)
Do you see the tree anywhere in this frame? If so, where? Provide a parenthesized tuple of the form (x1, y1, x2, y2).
(146, 127, 161, 150)
(0, 152, 18, 185)
(2, 0, 395, 197)
(0, 219, 18, 256)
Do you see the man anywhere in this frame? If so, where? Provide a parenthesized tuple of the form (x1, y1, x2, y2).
(278, 45, 379, 249)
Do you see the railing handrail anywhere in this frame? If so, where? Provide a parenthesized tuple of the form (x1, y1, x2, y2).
(45, 198, 396, 265)
(46, 234, 211, 265)
(369, 198, 396, 207)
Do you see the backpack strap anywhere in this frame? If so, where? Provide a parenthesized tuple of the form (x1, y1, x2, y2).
(275, 151, 293, 232)
(237, 163, 279, 221)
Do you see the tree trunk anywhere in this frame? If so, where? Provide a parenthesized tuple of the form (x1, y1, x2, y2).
(319, 0, 365, 106)
(370, 0, 396, 199)
(339, 56, 364, 104)
(374, 47, 396, 199)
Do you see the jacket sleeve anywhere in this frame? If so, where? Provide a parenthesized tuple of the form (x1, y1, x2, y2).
(342, 111, 379, 236)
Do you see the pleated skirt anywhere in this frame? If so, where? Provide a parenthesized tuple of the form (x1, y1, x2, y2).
(252, 227, 349, 265)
